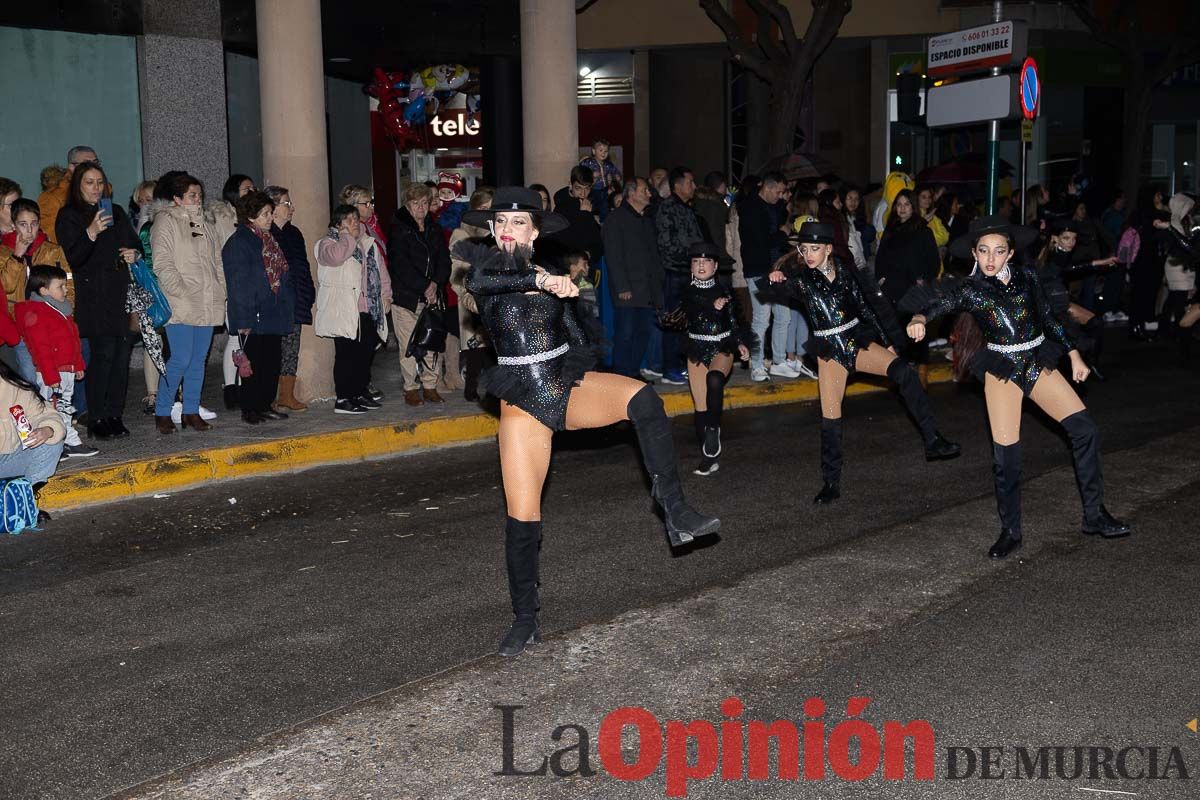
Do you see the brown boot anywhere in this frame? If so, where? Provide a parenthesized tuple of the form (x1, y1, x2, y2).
(275, 375, 308, 412)
(422, 387, 445, 404)
(181, 413, 212, 431)
(155, 415, 176, 435)
(404, 389, 424, 406)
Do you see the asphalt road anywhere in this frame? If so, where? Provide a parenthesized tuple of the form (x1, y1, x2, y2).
(2, 338, 1198, 799)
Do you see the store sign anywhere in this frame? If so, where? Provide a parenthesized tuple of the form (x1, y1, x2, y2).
(927, 20, 1027, 78)
(427, 110, 482, 148)
(926, 74, 1020, 127)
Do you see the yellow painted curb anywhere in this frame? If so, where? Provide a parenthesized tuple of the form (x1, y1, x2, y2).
(41, 364, 953, 511)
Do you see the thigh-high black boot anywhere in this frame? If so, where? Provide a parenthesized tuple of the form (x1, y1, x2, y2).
(628, 385, 721, 546)
(886, 358, 960, 460)
(702, 370, 726, 459)
(814, 417, 843, 504)
(499, 516, 543, 656)
(989, 442, 1023, 558)
(1061, 411, 1130, 538)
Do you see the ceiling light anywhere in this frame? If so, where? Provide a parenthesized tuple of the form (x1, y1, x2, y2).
(579, 66, 591, 77)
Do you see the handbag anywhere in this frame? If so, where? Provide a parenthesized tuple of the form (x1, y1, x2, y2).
(129, 258, 172, 328)
(406, 291, 448, 359)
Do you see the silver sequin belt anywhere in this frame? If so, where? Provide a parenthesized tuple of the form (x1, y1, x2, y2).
(987, 334, 1045, 354)
(496, 342, 570, 365)
(689, 331, 730, 342)
(813, 318, 859, 337)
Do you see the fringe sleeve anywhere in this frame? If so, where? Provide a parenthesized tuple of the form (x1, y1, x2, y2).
(456, 241, 540, 296)
(899, 275, 964, 324)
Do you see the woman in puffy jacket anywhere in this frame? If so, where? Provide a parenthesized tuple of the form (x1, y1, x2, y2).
(149, 173, 226, 434)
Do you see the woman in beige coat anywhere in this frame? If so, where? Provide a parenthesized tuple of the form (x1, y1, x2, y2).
(449, 187, 495, 401)
(150, 173, 227, 434)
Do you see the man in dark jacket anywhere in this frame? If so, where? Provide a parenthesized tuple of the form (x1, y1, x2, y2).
(602, 177, 664, 378)
(654, 166, 702, 383)
(739, 171, 793, 381)
(389, 185, 451, 405)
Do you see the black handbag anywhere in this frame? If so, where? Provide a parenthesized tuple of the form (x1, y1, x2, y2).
(406, 289, 448, 359)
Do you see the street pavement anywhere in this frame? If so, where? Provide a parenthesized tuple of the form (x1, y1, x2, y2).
(2, 339, 1198, 799)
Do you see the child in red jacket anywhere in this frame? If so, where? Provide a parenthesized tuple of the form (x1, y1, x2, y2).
(15, 266, 97, 458)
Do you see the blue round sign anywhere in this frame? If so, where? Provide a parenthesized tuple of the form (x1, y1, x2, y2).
(1020, 58, 1039, 120)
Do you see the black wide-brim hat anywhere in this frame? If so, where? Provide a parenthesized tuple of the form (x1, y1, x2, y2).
(687, 240, 721, 260)
(790, 221, 835, 245)
(948, 214, 1039, 259)
(461, 185, 569, 234)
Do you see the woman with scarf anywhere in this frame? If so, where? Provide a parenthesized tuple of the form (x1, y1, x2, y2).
(904, 215, 1130, 560)
(315, 205, 391, 414)
(456, 186, 720, 658)
(221, 191, 294, 425)
(267, 185, 316, 413)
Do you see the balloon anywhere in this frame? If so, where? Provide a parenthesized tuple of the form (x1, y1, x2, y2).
(405, 95, 428, 124)
(428, 64, 469, 92)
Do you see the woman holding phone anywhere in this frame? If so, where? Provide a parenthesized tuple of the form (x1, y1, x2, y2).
(55, 161, 140, 440)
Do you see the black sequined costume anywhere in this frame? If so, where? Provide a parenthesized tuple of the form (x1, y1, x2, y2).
(902, 266, 1074, 395)
(680, 278, 755, 366)
(460, 243, 597, 430)
(770, 258, 896, 372)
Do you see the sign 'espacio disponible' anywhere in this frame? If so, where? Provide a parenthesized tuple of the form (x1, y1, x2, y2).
(927, 21, 1027, 77)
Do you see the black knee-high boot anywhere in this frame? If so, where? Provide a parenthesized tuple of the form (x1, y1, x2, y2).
(886, 359, 961, 460)
(814, 417, 843, 504)
(627, 385, 721, 547)
(1061, 411, 1130, 537)
(463, 349, 486, 402)
(703, 370, 726, 458)
(989, 442, 1023, 558)
(499, 516, 543, 656)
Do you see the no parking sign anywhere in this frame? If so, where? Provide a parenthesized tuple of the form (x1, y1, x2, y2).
(1019, 57, 1039, 120)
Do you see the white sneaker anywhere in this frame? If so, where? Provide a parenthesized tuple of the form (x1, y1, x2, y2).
(793, 361, 818, 380)
(751, 367, 770, 382)
(769, 363, 801, 379)
(1111, 311, 1129, 323)
(640, 367, 663, 379)
(171, 402, 218, 423)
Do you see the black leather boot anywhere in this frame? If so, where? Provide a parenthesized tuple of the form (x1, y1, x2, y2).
(628, 385, 720, 547)
(814, 417, 842, 504)
(988, 442, 1023, 558)
(498, 517, 542, 657)
(887, 359, 961, 461)
(1061, 411, 1130, 538)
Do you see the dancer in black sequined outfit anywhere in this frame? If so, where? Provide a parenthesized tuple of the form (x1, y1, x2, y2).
(903, 216, 1130, 559)
(456, 187, 720, 657)
(675, 241, 752, 476)
(767, 222, 959, 505)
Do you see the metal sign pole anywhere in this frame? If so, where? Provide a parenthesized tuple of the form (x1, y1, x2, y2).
(1020, 130, 1027, 223)
(986, 0, 1004, 214)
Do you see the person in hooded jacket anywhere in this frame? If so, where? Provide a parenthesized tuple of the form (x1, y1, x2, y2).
(149, 173, 227, 434)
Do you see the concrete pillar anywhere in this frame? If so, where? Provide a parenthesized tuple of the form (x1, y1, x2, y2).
(137, 0, 229, 196)
(632, 50, 651, 177)
(520, 0, 579, 191)
(257, 0, 333, 401)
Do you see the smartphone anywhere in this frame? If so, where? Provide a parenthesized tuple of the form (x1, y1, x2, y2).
(98, 198, 114, 228)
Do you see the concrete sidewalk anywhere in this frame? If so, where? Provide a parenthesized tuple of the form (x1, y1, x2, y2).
(43, 344, 953, 511)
